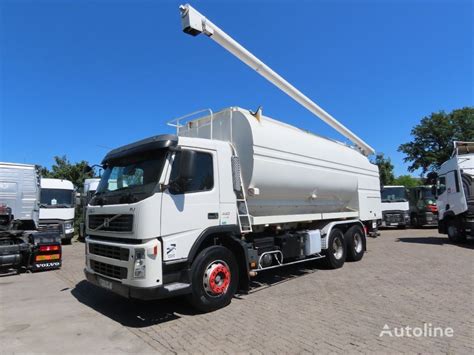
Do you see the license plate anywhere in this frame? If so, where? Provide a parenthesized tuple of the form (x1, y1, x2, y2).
(97, 277, 113, 290)
(390, 223, 399, 226)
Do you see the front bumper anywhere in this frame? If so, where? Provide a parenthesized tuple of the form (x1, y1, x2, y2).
(84, 269, 191, 300)
(419, 212, 438, 226)
(382, 211, 410, 227)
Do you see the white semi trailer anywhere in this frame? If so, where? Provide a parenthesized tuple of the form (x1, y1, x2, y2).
(434, 141, 474, 242)
(84, 4, 382, 312)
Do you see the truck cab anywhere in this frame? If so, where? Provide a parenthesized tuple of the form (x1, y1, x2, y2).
(39, 178, 75, 244)
(380, 185, 410, 228)
(435, 142, 474, 242)
(408, 186, 438, 227)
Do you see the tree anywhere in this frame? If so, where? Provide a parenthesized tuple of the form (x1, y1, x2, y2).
(393, 175, 421, 188)
(373, 153, 395, 185)
(40, 155, 93, 190)
(398, 107, 474, 174)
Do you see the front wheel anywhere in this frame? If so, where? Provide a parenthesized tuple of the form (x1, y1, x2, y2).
(323, 228, 346, 269)
(447, 218, 466, 243)
(188, 246, 238, 312)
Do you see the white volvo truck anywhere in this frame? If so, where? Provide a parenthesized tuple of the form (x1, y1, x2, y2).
(435, 141, 474, 242)
(39, 178, 75, 244)
(84, 4, 382, 312)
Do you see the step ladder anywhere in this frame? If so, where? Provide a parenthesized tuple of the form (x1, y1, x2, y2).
(231, 156, 252, 234)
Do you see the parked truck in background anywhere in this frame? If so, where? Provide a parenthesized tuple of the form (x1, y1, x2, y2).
(39, 178, 75, 244)
(434, 141, 474, 242)
(79, 178, 101, 240)
(0, 162, 62, 274)
(83, 4, 382, 312)
(408, 186, 438, 227)
(380, 186, 410, 228)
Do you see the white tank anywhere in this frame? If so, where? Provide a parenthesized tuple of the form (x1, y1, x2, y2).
(179, 107, 381, 221)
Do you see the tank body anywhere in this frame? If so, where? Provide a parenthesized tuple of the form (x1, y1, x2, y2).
(179, 107, 381, 221)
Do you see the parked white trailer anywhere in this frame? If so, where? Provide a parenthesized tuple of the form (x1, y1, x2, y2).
(0, 162, 40, 229)
(39, 178, 75, 244)
(84, 4, 382, 312)
(435, 141, 474, 242)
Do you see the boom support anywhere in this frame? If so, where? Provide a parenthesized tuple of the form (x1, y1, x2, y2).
(179, 4, 375, 156)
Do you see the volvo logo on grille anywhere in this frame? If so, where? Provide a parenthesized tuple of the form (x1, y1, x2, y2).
(91, 214, 123, 232)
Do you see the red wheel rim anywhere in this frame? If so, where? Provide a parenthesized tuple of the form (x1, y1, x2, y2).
(203, 261, 231, 296)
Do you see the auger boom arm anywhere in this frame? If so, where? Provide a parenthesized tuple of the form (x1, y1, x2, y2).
(179, 4, 375, 156)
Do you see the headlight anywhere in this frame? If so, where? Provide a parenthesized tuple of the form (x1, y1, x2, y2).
(133, 248, 146, 279)
(64, 222, 73, 229)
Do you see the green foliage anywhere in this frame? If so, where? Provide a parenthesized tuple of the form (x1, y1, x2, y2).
(398, 107, 474, 174)
(372, 153, 395, 185)
(393, 175, 421, 188)
(39, 155, 93, 190)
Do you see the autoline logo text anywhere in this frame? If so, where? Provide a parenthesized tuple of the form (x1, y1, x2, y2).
(379, 324, 454, 338)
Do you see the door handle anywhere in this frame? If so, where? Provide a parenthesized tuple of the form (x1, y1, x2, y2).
(208, 212, 218, 220)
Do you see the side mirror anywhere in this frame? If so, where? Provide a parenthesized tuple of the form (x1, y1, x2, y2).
(179, 150, 197, 180)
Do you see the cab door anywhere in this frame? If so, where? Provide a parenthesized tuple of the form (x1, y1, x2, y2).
(446, 170, 467, 215)
(160, 148, 220, 261)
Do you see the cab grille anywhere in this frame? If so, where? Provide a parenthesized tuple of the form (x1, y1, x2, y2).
(88, 214, 133, 232)
(90, 260, 127, 279)
(89, 243, 129, 261)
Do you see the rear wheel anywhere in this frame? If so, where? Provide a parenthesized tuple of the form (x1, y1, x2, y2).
(345, 225, 365, 262)
(323, 228, 346, 269)
(188, 246, 238, 312)
(447, 218, 466, 243)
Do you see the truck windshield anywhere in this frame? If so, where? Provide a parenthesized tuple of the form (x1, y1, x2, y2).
(421, 188, 435, 201)
(40, 189, 74, 208)
(381, 187, 408, 202)
(91, 150, 167, 205)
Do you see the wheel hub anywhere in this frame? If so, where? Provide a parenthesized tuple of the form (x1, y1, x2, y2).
(354, 233, 363, 253)
(203, 260, 231, 296)
(333, 238, 344, 260)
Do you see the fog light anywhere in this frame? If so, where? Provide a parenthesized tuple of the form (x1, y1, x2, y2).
(133, 248, 146, 279)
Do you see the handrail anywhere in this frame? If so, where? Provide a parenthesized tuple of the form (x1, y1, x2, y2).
(166, 108, 214, 139)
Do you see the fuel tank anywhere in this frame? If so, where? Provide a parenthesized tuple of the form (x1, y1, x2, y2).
(179, 107, 381, 220)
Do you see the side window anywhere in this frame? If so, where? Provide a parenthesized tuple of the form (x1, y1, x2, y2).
(169, 151, 214, 194)
(437, 176, 446, 195)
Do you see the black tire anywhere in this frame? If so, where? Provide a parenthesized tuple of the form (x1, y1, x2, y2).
(345, 225, 365, 262)
(447, 218, 466, 243)
(62, 238, 72, 245)
(323, 228, 346, 269)
(188, 246, 239, 312)
(411, 214, 420, 228)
